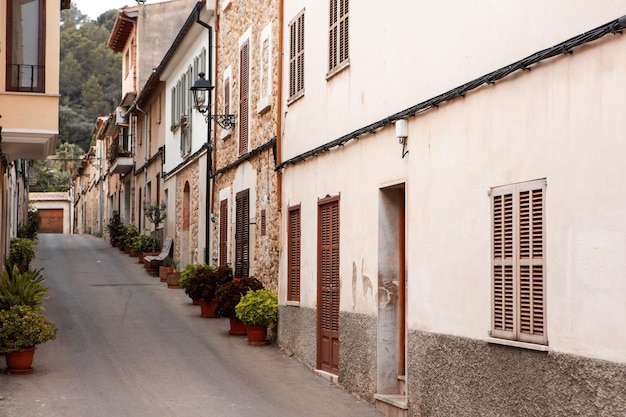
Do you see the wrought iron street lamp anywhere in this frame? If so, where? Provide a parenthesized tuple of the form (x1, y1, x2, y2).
(190, 72, 235, 130)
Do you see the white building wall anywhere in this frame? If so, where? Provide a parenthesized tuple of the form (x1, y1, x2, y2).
(280, 0, 626, 370)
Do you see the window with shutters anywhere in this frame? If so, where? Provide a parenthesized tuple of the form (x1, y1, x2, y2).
(234, 189, 250, 278)
(491, 179, 547, 346)
(257, 23, 272, 113)
(328, 0, 349, 76)
(7, 0, 45, 92)
(221, 66, 232, 140)
(239, 40, 250, 156)
(219, 199, 228, 267)
(288, 10, 305, 103)
(288, 205, 301, 302)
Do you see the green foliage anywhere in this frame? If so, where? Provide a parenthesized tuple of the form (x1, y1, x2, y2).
(124, 224, 139, 248)
(18, 210, 41, 240)
(215, 275, 264, 318)
(58, 3, 121, 156)
(106, 212, 125, 246)
(132, 235, 161, 253)
(235, 289, 278, 327)
(8, 238, 36, 272)
(143, 201, 167, 226)
(0, 265, 48, 311)
(0, 305, 57, 352)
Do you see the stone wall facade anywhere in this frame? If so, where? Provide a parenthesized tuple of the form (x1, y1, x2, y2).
(174, 161, 200, 266)
(211, 0, 280, 289)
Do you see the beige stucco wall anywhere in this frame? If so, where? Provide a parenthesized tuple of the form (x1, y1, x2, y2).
(280, 1, 626, 366)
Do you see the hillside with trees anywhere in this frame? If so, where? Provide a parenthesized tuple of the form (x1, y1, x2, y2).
(31, 5, 121, 192)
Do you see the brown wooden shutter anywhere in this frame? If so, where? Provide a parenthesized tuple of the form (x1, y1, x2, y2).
(224, 76, 230, 115)
(318, 197, 340, 374)
(288, 206, 301, 301)
(219, 199, 228, 267)
(339, 0, 349, 64)
(289, 11, 305, 99)
(235, 190, 249, 278)
(297, 13, 305, 94)
(239, 41, 249, 155)
(492, 188, 515, 340)
(329, 0, 338, 71)
(517, 183, 545, 344)
(492, 180, 546, 344)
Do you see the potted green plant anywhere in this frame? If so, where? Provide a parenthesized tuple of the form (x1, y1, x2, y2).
(0, 265, 48, 311)
(137, 235, 161, 263)
(124, 224, 139, 255)
(106, 211, 124, 247)
(215, 275, 263, 335)
(0, 305, 57, 374)
(235, 288, 278, 345)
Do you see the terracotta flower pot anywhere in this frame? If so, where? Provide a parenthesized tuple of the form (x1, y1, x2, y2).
(166, 271, 181, 288)
(245, 324, 269, 345)
(5, 348, 36, 374)
(228, 317, 247, 336)
(159, 266, 174, 280)
(199, 298, 219, 318)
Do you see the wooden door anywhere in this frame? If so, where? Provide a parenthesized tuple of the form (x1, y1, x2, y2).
(38, 209, 63, 233)
(235, 189, 250, 278)
(318, 197, 340, 374)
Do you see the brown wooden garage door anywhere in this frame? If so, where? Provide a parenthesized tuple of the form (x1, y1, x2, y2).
(38, 209, 64, 233)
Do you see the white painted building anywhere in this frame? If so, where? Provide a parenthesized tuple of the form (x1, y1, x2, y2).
(277, 2, 626, 416)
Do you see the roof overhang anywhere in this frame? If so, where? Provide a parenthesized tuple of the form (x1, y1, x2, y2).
(107, 13, 137, 52)
(1, 129, 58, 161)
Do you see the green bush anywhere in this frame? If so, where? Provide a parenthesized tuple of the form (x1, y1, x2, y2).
(106, 212, 125, 246)
(235, 288, 278, 327)
(17, 210, 41, 240)
(0, 305, 57, 352)
(8, 237, 36, 272)
(0, 265, 48, 311)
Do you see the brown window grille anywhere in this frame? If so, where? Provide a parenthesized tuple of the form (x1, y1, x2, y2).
(234, 189, 250, 278)
(239, 41, 250, 155)
(219, 199, 228, 267)
(289, 10, 305, 100)
(328, 0, 349, 74)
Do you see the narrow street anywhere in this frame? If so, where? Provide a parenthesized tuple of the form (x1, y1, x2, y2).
(0, 234, 382, 417)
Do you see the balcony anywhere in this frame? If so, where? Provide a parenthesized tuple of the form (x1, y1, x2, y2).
(108, 138, 133, 175)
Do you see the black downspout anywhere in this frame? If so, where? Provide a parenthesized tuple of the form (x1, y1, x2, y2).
(195, 5, 213, 264)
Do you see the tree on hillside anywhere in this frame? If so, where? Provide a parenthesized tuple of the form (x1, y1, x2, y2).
(59, 5, 121, 150)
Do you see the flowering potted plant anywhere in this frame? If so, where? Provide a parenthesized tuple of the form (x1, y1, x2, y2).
(0, 305, 57, 374)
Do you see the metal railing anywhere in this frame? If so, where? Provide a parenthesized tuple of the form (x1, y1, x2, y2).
(6, 64, 45, 92)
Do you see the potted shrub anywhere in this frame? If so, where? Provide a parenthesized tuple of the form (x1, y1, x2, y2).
(215, 275, 263, 335)
(159, 256, 176, 282)
(123, 224, 139, 254)
(184, 265, 232, 317)
(235, 288, 278, 345)
(137, 235, 161, 263)
(0, 265, 48, 311)
(165, 261, 182, 289)
(0, 305, 57, 374)
(106, 211, 124, 247)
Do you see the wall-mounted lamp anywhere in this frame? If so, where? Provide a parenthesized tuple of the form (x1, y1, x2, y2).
(190, 72, 235, 130)
(395, 119, 409, 158)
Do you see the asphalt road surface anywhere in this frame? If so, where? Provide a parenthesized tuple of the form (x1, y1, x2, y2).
(0, 234, 382, 417)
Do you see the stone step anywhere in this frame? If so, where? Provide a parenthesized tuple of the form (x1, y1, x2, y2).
(374, 394, 408, 417)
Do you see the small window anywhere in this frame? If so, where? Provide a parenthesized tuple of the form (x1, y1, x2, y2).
(328, 0, 349, 76)
(289, 10, 305, 102)
(491, 179, 547, 345)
